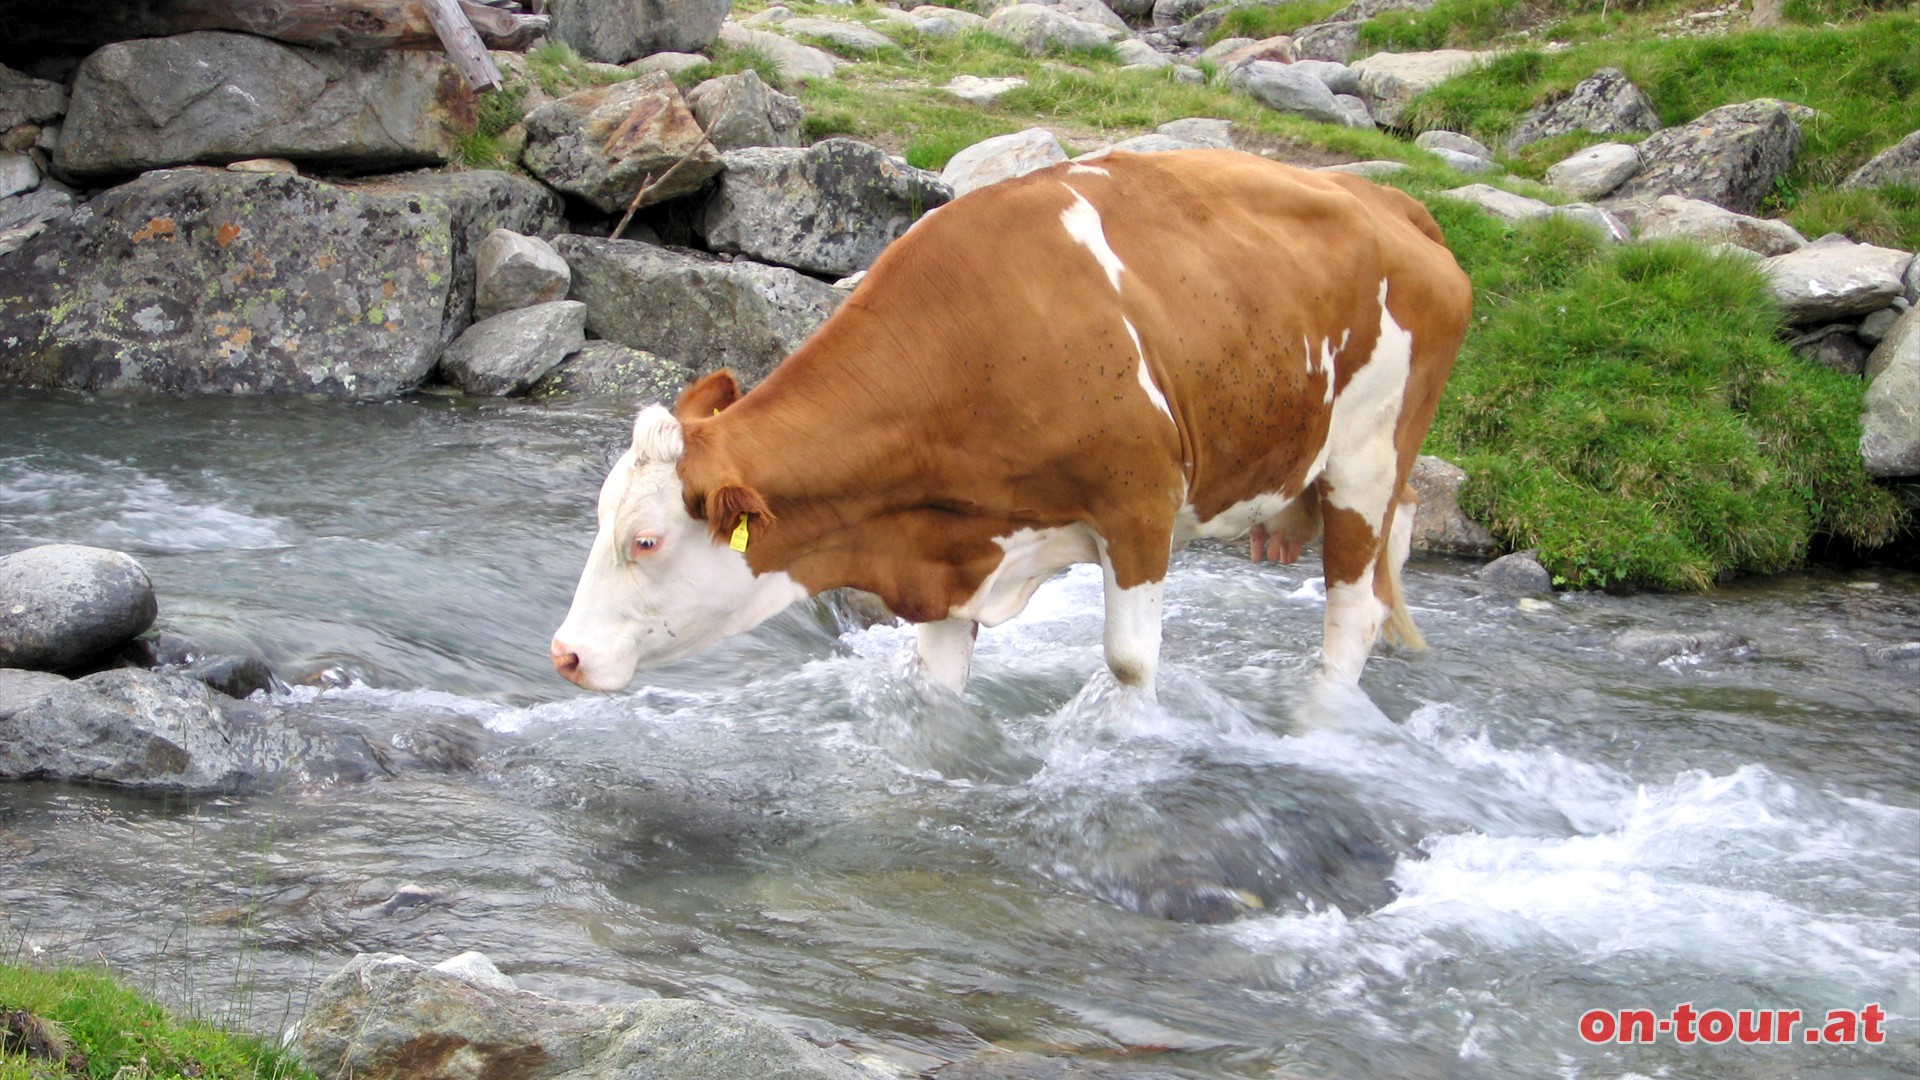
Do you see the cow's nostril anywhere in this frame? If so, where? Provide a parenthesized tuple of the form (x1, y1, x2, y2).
(551, 639, 582, 680)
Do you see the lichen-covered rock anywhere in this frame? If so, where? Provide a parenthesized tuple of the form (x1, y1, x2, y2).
(1862, 306, 1920, 478)
(1408, 456, 1497, 557)
(0, 544, 155, 671)
(0, 169, 456, 396)
(1478, 550, 1553, 593)
(699, 138, 952, 277)
(56, 32, 475, 180)
(777, 16, 901, 51)
(687, 70, 805, 152)
(530, 340, 692, 402)
(475, 229, 571, 319)
(940, 127, 1066, 197)
(545, 0, 731, 61)
(521, 73, 722, 215)
(555, 236, 844, 386)
(1505, 67, 1661, 153)
(1291, 20, 1363, 62)
(0, 187, 70, 257)
(1350, 49, 1493, 128)
(291, 952, 872, 1080)
(1763, 235, 1913, 325)
(985, 3, 1125, 53)
(1842, 129, 1920, 191)
(714, 25, 845, 82)
(437, 301, 587, 396)
(1620, 194, 1806, 256)
(1610, 98, 1804, 215)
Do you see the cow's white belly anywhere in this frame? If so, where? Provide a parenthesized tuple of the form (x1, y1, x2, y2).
(952, 523, 1102, 626)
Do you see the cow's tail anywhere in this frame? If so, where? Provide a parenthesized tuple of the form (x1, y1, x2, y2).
(1379, 483, 1426, 651)
(1381, 562, 1425, 650)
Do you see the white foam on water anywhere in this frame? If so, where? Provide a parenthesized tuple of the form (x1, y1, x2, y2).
(0, 459, 290, 553)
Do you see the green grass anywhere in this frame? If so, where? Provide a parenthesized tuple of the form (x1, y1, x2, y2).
(1417, 203, 1904, 589)
(1206, 0, 1353, 43)
(1, 962, 315, 1080)
(523, 40, 638, 97)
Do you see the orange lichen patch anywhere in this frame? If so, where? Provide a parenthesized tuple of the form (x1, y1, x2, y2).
(216, 222, 242, 247)
(230, 327, 253, 347)
(381, 280, 397, 299)
(315, 253, 335, 271)
(384, 320, 400, 332)
(131, 217, 177, 243)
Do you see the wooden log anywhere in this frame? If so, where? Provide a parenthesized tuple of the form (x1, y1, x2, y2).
(420, 0, 505, 91)
(0, 0, 551, 54)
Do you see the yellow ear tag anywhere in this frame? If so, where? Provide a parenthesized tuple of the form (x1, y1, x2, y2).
(729, 513, 750, 553)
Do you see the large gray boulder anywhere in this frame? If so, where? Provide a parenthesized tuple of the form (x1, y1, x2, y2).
(1610, 98, 1803, 215)
(0, 544, 156, 671)
(437, 301, 588, 397)
(292, 952, 873, 1080)
(985, 4, 1125, 52)
(1407, 456, 1497, 557)
(522, 73, 722, 215)
(0, 62, 67, 130)
(940, 127, 1067, 197)
(1291, 20, 1364, 62)
(556, 236, 844, 386)
(698, 138, 952, 277)
(1621, 194, 1806, 256)
(56, 32, 473, 180)
(1350, 49, 1495, 128)
(475, 229, 572, 320)
(0, 668, 392, 790)
(1862, 306, 1920, 478)
(1843, 129, 1920, 191)
(530, 340, 692, 402)
(545, 0, 731, 61)
(714, 25, 845, 82)
(1228, 61, 1358, 128)
(1762, 235, 1914, 325)
(686, 70, 805, 152)
(0, 170, 460, 396)
(777, 16, 901, 51)
(1505, 67, 1661, 153)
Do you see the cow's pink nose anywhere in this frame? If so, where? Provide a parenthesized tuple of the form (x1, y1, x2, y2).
(551, 638, 583, 683)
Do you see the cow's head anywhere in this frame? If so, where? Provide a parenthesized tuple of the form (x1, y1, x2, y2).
(550, 372, 802, 691)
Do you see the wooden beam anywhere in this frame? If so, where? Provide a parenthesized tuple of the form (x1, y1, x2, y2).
(0, 0, 551, 54)
(420, 0, 505, 91)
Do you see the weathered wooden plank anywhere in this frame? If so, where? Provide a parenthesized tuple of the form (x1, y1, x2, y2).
(420, 0, 505, 90)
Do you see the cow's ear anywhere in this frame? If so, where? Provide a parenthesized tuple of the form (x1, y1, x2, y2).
(675, 370, 740, 423)
(704, 483, 774, 546)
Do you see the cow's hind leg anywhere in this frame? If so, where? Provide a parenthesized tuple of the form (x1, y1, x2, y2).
(915, 617, 978, 694)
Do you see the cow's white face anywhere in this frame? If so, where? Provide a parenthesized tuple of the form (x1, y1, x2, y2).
(550, 406, 803, 691)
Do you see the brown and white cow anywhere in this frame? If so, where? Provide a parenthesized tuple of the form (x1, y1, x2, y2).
(552, 148, 1472, 698)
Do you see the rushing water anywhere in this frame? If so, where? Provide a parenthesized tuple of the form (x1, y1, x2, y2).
(1, 390, 1916, 1079)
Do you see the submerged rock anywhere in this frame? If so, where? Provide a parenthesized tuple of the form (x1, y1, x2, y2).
(292, 952, 874, 1080)
(1478, 551, 1553, 594)
(0, 544, 156, 671)
(1611, 627, 1749, 663)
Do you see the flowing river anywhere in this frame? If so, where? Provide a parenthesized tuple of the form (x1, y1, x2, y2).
(2, 390, 1916, 1079)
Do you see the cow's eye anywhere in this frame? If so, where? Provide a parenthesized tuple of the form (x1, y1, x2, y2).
(629, 533, 663, 558)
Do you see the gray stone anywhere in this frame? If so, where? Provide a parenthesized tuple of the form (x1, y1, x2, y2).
(0, 186, 70, 257)
(1842, 128, 1920, 190)
(1102, 0, 1157, 19)
(1860, 306, 1900, 346)
(1414, 130, 1492, 160)
(1620, 194, 1806, 256)
(1351, 49, 1494, 128)
(1093, 133, 1196, 155)
(1506, 67, 1661, 153)
(1291, 19, 1363, 62)
(985, 3, 1124, 52)
(942, 75, 1029, 106)
(1151, 0, 1211, 28)
(625, 51, 712, 77)
(1328, 0, 1438, 20)
(1789, 325, 1868, 375)
(57, 32, 473, 180)
(0, 544, 156, 671)
(1155, 117, 1234, 148)
(1229, 61, 1356, 128)
(1555, 202, 1630, 243)
(1429, 146, 1498, 174)
(438, 301, 588, 397)
(1114, 39, 1174, 68)
(912, 15, 964, 36)
(475, 229, 572, 320)
(1044, 0, 1133, 33)
(941, 127, 1067, 196)
(0, 170, 459, 396)
(1408, 456, 1497, 557)
(1909, 255, 1920, 306)
(555, 236, 844, 386)
(714, 25, 846, 82)
(1478, 550, 1553, 593)
(0, 668, 70, 723)
(0, 152, 36, 198)
(778, 16, 899, 51)
(1319, 159, 1408, 178)
(530, 340, 692, 402)
(687, 69, 805, 152)
(0, 63, 67, 130)
(1198, 37, 1256, 64)
(1544, 142, 1640, 201)
(1611, 98, 1804, 215)
(292, 952, 870, 1080)
(698, 138, 952, 277)
(522, 73, 722, 215)
(1861, 306, 1920, 477)
(1172, 64, 1206, 85)
(743, 5, 794, 24)
(1439, 183, 1555, 223)
(1763, 236, 1913, 325)
(545, 0, 730, 60)
(1611, 628, 1748, 663)
(1290, 59, 1360, 96)
(0, 668, 392, 790)
(1333, 95, 1376, 130)
(911, 6, 990, 29)
(1216, 35, 1297, 65)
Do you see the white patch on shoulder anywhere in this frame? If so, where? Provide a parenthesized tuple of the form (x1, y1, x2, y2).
(1321, 279, 1412, 517)
(953, 524, 1101, 626)
(1058, 186, 1126, 293)
(1123, 318, 1173, 422)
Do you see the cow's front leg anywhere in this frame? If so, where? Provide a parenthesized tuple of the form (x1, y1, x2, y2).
(1097, 542, 1166, 698)
(914, 617, 978, 694)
